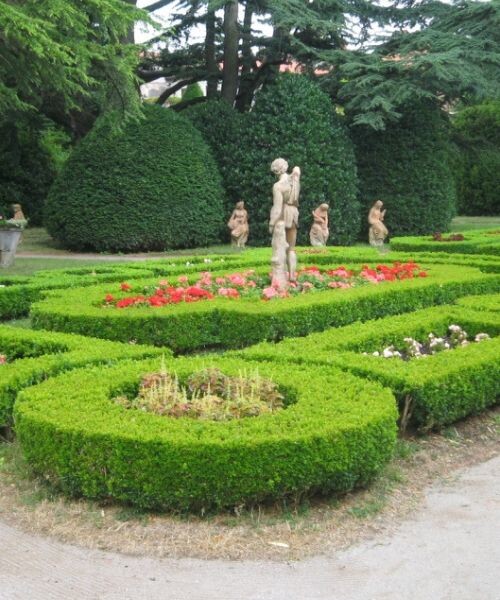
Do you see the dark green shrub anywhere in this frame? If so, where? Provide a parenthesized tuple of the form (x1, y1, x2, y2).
(30, 262, 500, 352)
(238, 305, 500, 431)
(184, 100, 243, 220)
(352, 101, 457, 236)
(391, 229, 500, 256)
(223, 75, 360, 246)
(0, 325, 164, 427)
(0, 119, 57, 225)
(452, 102, 500, 216)
(44, 106, 225, 251)
(14, 356, 397, 511)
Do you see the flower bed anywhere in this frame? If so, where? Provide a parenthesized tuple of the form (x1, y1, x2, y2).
(102, 262, 427, 308)
(369, 324, 490, 360)
(30, 263, 500, 352)
(14, 356, 397, 512)
(391, 228, 500, 256)
(237, 305, 500, 431)
(0, 325, 165, 427)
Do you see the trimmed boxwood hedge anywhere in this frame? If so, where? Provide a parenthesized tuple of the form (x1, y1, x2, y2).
(44, 106, 225, 252)
(456, 293, 500, 313)
(391, 229, 500, 256)
(0, 326, 165, 427)
(237, 305, 500, 431)
(30, 263, 500, 351)
(14, 356, 398, 511)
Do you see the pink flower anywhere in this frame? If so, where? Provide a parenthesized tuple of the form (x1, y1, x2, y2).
(262, 286, 278, 300)
(215, 277, 226, 285)
(302, 281, 314, 290)
(178, 275, 189, 284)
(228, 273, 246, 286)
(159, 279, 169, 287)
(0, 354, 6, 365)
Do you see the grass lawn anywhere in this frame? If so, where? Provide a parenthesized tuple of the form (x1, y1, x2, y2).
(450, 216, 500, 231)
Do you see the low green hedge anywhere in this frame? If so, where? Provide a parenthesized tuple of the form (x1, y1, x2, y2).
(30, 263, 500, 352)
(456, 293, 500, 313)
(0, 326, 166, 427)
(238, 305, 500, 431)
(390, 229, 500, 256)
(14, 356, 398, 511)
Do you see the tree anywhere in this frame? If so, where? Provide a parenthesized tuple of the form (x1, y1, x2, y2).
(0, 0, 147, 127)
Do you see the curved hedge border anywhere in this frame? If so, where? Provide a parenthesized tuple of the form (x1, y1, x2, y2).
(30, 264, 500, 351)
(456, 293, 500, 313)
(14, 356, 398, 511)
(391, 229, 500, 256)
(237, 305, 500, 431)
(0, 326, 165, 427)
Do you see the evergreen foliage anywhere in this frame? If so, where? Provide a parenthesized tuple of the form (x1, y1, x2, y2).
(181, 82, 204, 102)
(0, 121, 55, 225)
(452, 101, 500, 216)
(184, 100, 243, 216)
(44, 106, 225, 252)
(352, 101, 456, 236)
(224, 75, 360, 246)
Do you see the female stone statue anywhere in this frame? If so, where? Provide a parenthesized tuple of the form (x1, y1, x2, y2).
(228, 200, 249, 248)
(309, 203, 329, 246)
(368, 200, 388, 248)
(269, 158, 301, 288)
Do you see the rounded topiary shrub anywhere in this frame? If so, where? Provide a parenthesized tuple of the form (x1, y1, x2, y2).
(224, 75, 361, 246)
(452, 101, 500, 216)
(184, 100, 243, 219)
(44, 106, 225, 252)
(352, 101, 457, 236)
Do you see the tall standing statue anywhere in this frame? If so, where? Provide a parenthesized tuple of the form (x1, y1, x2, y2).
(228, 200, 249, 248)
(368, 200, 388, 248)
(269, 158, 301, 289)
(309, 203, 329, 246)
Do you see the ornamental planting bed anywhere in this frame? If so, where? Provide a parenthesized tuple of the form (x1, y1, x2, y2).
(0, 326, 164, 427)
(30, 263, 500, 352)
(391, 228, 500, 255)
(14, 356, 398, 512)
(238, 305, 500, 431)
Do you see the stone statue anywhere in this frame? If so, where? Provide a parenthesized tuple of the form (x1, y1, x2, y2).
(368, 200, 388, 248)
(309, 203, 329, 246)
(228, 201, 249, 248)
(269, 158, 301, 288)
(11, 204, 26, 221)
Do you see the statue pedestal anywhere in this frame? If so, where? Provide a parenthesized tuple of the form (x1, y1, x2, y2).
(0, 228, 22, 268)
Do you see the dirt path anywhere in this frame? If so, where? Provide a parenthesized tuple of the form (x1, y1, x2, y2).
(1, 454, 498, 600)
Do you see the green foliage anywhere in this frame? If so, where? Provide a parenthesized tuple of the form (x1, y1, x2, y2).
(452, 101, 500, 216)
(14, 356, 397, 511)
(456, 293, 500, 313)
(0, 325, 164, 427)
(224, 75, 360, 246)
(0, 0, 145, 123)
(391, 229, 500, 256)
(181, 83, 204, 102)
(184, 100, 243, 218)
(44, 106, 225, 252)
(238, 305, 500, 431)
(0, 119, 59, 225)
(30, 262, 500, 352)
(352, 101, 457, 236)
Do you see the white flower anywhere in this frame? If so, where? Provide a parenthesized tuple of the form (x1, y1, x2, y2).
(475, 333, 490, 342)
(372, 351, 380, 357)
(204, 258, 212, 264)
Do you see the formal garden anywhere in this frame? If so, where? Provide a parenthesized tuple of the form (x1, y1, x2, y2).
(0, 0, 499, 569)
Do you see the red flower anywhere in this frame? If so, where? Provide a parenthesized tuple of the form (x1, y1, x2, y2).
(120, 282, 132, 291)
(105, 294, 114, 303)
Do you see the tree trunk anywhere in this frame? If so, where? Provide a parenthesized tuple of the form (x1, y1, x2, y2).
(122, 0, 136, 44)
(205, 9, 218, 98)
(235, 0, 254, 111)
(221, 0, 239, 105)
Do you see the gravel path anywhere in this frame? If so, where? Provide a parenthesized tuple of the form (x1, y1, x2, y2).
(1, 455, 499, 600)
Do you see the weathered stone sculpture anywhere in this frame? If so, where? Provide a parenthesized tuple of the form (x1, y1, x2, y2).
(269, 158, 301, 288)
(228, 201, 249, 248)
(11, 204, 26, 222)
(310, 203, 329, 246)
(368, 200, 388, 248)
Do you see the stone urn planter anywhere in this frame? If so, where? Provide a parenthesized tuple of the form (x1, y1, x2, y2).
(0, 227, 23, 268)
